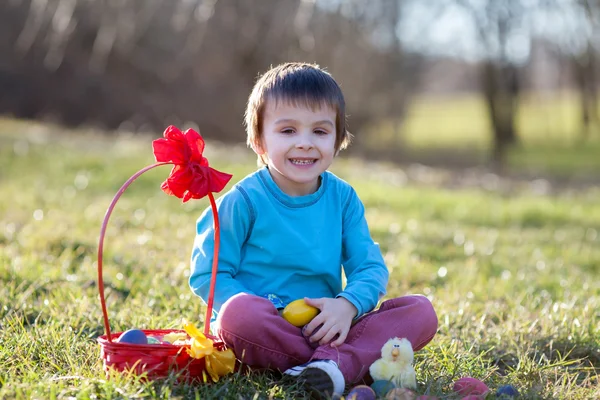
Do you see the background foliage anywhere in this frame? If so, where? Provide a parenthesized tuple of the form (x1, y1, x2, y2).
(1, 0, 599, 169)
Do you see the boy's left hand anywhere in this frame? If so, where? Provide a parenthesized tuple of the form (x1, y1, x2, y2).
(302, 297, 357, 347)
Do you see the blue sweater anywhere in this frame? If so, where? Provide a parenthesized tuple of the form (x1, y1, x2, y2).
(189, 167, 389, 318)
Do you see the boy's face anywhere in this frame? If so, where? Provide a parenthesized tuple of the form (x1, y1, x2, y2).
(255, 100, 337, 196)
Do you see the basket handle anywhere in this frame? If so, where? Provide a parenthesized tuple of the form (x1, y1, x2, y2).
(97, 162, 221, 342)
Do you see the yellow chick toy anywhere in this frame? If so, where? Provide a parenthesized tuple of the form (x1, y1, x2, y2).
(369, 337, 417, 390)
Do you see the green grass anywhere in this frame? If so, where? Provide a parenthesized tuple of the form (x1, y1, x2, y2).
(1, 118, 599, 399)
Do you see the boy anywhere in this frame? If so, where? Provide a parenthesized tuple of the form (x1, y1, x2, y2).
(190, 63, 437, 398)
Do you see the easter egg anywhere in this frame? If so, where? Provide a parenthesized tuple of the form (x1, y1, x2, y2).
(282, 299, 319, 327)
(346, 385, 376, 400)
(117, 329, 148, 344)
(385, 387, 417, 400)
(147, 336, 161, 344)
(497, 384, 519, 397)
(453, 377, 489, 396)
(371, 380, 395, 397)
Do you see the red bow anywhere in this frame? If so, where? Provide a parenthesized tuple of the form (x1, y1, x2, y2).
(152, 126, 232, 202)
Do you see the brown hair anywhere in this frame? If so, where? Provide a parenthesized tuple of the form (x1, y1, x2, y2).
(244, 62, 352, 165)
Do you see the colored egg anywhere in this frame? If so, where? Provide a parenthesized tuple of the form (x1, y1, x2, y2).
(346, 385, 376, 400)
(453, 377, 489, 396)
(371, 380, 396, 397)
(147, 336, 161, 344)
(117, 329, 148, 344)
(385, 387, 417, 400)
(281, 299, 319, 327)
(497, 384, 519, 397)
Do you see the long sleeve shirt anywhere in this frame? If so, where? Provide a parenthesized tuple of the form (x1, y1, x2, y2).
(189, 167, 389, 319)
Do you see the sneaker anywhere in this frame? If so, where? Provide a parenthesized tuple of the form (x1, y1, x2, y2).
(284, 359, 345, 399)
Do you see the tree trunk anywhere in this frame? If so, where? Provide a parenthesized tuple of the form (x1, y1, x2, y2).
(481, 61, 519, 170)
(574, 45, 599, 141)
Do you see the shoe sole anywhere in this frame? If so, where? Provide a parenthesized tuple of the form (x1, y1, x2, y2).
(298, 368, 335, 400)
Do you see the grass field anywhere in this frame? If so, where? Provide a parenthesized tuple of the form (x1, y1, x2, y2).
(368, 93, 600, 178)
(0, 117, 599, 399)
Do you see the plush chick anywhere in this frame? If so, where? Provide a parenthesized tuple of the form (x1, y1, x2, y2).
(369, 337, 417, 390)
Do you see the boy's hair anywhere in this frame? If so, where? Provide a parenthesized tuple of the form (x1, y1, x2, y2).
(245, 62, 352, 165)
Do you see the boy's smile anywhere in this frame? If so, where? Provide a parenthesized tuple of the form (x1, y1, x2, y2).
(256, 100, 337, 196)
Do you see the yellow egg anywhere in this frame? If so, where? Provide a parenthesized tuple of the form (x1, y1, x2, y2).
(282, 299, 319, 327)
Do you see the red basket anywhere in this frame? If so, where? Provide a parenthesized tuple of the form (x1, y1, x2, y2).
(97, 329, 221, 380)
(96, 128, 233, 381)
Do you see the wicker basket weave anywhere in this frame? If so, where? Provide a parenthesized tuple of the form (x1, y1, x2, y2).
(96, 161, 228, 381)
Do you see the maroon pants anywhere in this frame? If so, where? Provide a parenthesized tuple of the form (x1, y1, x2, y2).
(215, 293, 438, 384)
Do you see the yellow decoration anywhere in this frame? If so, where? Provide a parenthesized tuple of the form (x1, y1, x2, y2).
(163, 332, 188, 343)
(282, 299, 319, 327)
(183, 320, 236, 382)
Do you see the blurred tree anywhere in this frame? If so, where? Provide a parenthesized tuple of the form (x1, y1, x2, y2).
(0, 0, 422, 156)
(572, 42, 599, 140)
(456, 0, 530, 169)
(572, 0, 599, 140)
(537, 0, 600, 141)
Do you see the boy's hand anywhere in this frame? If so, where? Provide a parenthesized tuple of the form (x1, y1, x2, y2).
(302, 297, 357, 347)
